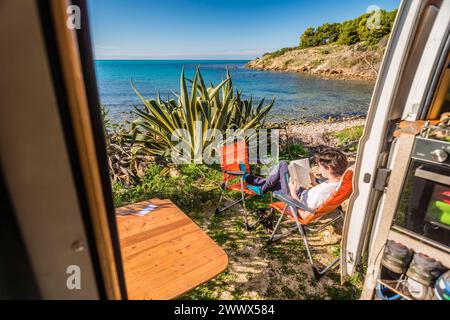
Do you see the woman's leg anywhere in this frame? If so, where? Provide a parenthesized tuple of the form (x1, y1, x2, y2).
(245, 175, 267, 186)
(276, 161, 290, 195)
(245, 161, 289, 194)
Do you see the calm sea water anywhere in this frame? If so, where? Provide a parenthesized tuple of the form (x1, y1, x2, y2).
(95, 60, 374, 123)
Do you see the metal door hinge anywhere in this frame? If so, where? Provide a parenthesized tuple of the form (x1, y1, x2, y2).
(374, 168, 391, 191)
(347, 252, 354, 264)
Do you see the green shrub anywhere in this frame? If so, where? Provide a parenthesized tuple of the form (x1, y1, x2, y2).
(332, 126, 364, 147)
(357, 9, 397, 46)
(299, 9, 397, 48)
(300, 27, 320, 48)
(315, 23, 341, 45)
(264, 47, 298, 59)
(337, 20, 360, 45)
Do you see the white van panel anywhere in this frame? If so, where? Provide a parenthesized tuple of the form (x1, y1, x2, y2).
(342, 0, 450, 279)
(341, 0, 425, 277)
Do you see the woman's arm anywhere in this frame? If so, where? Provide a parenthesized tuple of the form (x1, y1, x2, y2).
(288, 177, 301, 201)
(289, 177, 314, 220)
(309, 172, 319, 186)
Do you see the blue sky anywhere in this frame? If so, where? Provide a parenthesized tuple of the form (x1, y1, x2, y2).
(88, 0, 400, 60)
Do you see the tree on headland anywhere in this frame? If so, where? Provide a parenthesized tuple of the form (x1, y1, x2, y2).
(337, 20, 360, 45)
(357, 9, 398, 46)
(299, 9, 397, 48)
(315, 23, 341, 45)
(300, 27, 319, 48)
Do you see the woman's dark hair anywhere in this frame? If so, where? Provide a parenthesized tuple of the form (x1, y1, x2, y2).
(315, 148, 348, 177)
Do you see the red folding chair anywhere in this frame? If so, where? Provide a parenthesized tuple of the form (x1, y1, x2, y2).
(267, 167, 354, 278)
(215, 140, 266, 229)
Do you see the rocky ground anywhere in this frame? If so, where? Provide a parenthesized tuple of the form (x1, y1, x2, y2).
(277, 116, 366, 149)
(247, 41, 387, 81)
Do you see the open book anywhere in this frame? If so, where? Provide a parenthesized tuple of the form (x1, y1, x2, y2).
(288, 158, 312, 187)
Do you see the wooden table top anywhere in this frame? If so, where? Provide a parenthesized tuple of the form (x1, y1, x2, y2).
(116, 199, 228, 300)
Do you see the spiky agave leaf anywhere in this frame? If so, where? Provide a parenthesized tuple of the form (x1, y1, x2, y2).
(128, 68, 275, 162)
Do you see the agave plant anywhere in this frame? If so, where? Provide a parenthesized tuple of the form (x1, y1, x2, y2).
(129, 68, 274, 160)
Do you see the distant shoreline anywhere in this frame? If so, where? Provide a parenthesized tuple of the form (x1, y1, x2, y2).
(247, 42, 387, 81)
(95, 59, 251, 62)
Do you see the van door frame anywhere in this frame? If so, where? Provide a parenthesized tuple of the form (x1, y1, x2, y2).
(340, 0, 426, 279)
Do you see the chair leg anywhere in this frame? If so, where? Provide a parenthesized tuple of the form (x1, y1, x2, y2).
(312, 257, 340, 280)
(215, 181, 238, 214)
(214, 179, 260, 230)
(295, 218, 315, 266)
(240, 177, 253, 230)
(293, 213, 340, 279)
(268, 205, 288, 243)
(215, 198, 244, 214)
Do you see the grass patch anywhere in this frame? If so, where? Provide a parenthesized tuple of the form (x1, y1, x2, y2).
(113, 164, 222, 212)
(210, 230, 230, 246)
(178, 270, 236, 300)
(280, 143, 310, 161)
(324, 283, 361, 300)
(332, 125, 364, 151)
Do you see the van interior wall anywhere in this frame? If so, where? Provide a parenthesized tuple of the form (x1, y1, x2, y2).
(0, 170, 40, 299)
(427, 53, 450, 120)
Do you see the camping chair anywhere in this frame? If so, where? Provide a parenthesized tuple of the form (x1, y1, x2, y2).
(215, 140, 267, 229)
(267, 166, 354, 278)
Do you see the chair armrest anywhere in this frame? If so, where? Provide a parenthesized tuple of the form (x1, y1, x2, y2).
(224, 170, 247, 176)
(273, 192, 315, 213)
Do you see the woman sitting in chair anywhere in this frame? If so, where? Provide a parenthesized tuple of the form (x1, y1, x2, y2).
(245, 148, 348, 218)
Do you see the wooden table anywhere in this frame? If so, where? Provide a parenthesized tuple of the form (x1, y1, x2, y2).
(116, 199, 228, 300)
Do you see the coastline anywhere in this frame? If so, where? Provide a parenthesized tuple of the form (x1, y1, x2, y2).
(247, 64, 376, 81)
(247, 42, 387, 81)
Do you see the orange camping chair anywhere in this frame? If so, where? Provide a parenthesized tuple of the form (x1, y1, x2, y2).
(215, 140, 266, 229)
(268, 166, 354, 278)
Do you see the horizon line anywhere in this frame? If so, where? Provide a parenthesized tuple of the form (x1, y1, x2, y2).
(94, 58, 253, 61)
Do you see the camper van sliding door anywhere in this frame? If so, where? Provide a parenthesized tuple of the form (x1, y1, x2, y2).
(341, 0, 448, 284)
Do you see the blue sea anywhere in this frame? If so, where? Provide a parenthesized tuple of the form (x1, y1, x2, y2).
(95, 60, 374, 123)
